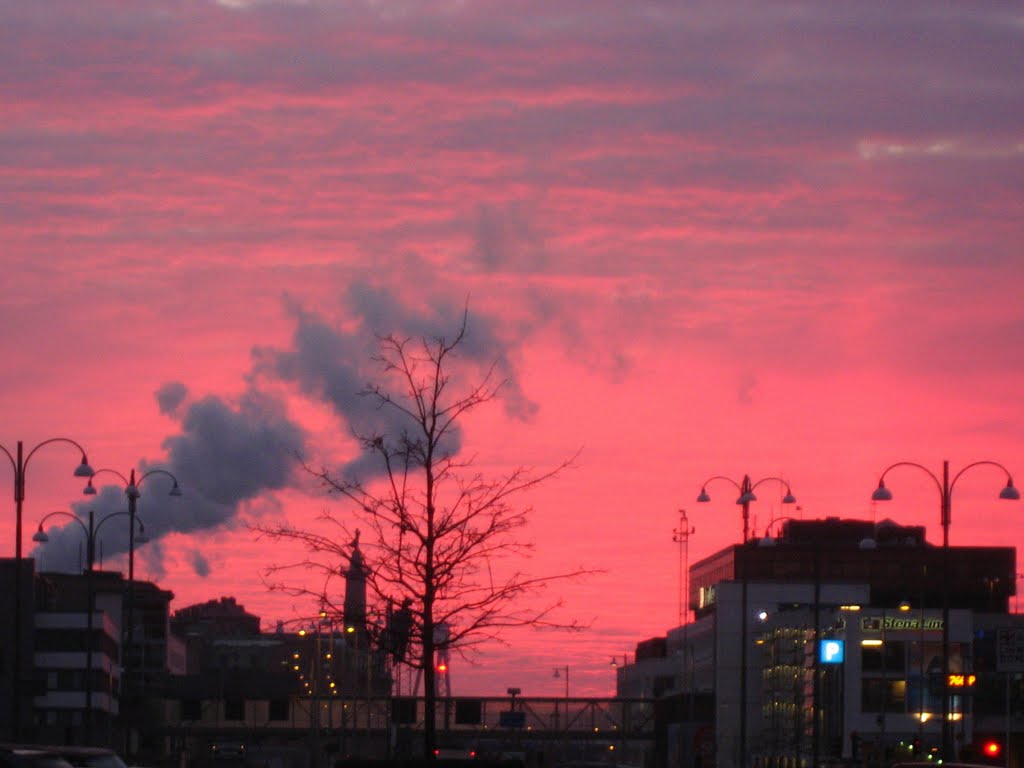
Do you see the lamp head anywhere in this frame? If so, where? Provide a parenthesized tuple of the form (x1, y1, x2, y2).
(32, 525, 49, 543)
(697, 488, 711, 503)
(1000, 478, 1020, 501)
(169, 482, 183, 497)
(737, 491, 757, 504)
(782, 492, 796, 505)
(126, 484, 140, 500)
(74, 456, 95, 478)
(872, 480, 893, 502)
(83, 480, 97, 496)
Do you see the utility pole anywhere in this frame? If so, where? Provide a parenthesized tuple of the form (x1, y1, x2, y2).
(673, 510, 695, 627)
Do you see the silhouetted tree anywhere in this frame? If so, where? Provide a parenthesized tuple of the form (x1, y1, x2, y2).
(256, 313, 587, 757)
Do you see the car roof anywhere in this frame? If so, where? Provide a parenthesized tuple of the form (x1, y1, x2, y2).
(0, 746, 122, 768)
(0, 746, 76, 768)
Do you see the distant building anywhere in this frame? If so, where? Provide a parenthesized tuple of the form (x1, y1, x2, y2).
(154, 534, 393, 766)
(171, 595, 262, 638)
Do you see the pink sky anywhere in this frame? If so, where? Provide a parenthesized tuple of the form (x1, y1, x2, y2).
(2, 0, 1024, 697)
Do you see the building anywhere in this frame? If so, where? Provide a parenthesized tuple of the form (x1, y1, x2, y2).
(0, 529, 401, 768)
(621, 517, 1021, 768)
(0, 558, 179, 751)
(153, 533, 394, 767)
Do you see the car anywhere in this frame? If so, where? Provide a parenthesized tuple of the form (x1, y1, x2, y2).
(0, 745, 75, 768)
(0, 746, 125, 768)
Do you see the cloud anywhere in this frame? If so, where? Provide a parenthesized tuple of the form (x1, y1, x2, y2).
(30, 284, 542, 574)
(14, 0, 1024, 587)
(156, 381, 188, 416)
(471, 201, 549, 274)
(737, 370, 758, 406)
(189, 549, 211, 578)
(255, 286, 539, 478)
(32, 387, 306, 575)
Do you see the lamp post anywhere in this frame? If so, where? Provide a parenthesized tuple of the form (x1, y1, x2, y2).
(0, 437, 94, 741)
(871, 459, 1020, 762)
(33, 508, 148, 740)
(698, 473, 796, 768)
(83, 468, 181, 708)
(553, 665, 569, 699)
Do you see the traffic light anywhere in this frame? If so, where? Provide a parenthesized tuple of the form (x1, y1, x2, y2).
(981, 739, 1002, 760)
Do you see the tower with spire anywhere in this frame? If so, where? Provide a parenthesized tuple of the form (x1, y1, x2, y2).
(343, 529, 368, 644)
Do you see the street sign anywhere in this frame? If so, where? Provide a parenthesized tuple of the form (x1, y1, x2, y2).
(996, 627, 1024, 673)
(499, 710, 526, 728)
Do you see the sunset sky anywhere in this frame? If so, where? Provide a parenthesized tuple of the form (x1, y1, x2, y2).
(2, 0, 1023, 697)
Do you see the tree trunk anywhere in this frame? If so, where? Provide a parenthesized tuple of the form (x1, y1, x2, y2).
(422, 613, 436, 757)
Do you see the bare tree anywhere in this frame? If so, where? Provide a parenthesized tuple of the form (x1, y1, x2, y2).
(256, 314, 588, 756)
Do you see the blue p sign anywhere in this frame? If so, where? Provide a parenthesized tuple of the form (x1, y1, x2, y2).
(819, 639, 845, 664)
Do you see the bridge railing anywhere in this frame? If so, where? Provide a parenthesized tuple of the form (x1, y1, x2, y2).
(350, 696, 656, 737)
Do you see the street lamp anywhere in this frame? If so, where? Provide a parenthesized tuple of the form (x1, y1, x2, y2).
(83, 467, 180, 758)
(698, 473, 796, 768)
(871, 459, 1019, 761)
(553, 665, 570, 698)
(697, 474, 796, 544)
(84, 470, 181, 678)
(0, 437, 94, 741)
(33, 508, 148, 740)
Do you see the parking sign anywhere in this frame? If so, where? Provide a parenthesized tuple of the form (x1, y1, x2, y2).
(819, 639, 845, 664)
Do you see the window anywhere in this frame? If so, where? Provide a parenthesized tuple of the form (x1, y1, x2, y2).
(454, 699, 481, 725)
(224, 698, 245, 721)
(268, 699, 289, 721)
(57, 670, 78, 690)
(861, 641, 905, 672)
(181, 698, 202, 721)
(862, 678, 906, 713)
(392, 698, 416, 724)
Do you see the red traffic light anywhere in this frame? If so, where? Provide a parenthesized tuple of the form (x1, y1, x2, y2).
(982, 739, 1002, 759)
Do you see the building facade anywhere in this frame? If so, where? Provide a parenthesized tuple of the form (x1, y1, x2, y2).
(622, 517, 1021, 768)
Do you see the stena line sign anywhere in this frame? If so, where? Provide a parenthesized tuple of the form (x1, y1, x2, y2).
(861, 615, 943, 632)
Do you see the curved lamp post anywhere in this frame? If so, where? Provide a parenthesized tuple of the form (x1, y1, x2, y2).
(871, 459, 1019, 762)
(0, 437, 94, 741)
(697, 474, 796, 544)
(698, 473, 796, 768)
(83, 468, 180, 584)
(553, 665, 570, 699)
(83, 467, 180, 742)
(33, 508, 148, 740)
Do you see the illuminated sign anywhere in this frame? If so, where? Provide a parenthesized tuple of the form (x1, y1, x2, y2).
(819, 639, 845, 664)
(947, 674, 977, 688)
(860, 616, 943, 632)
